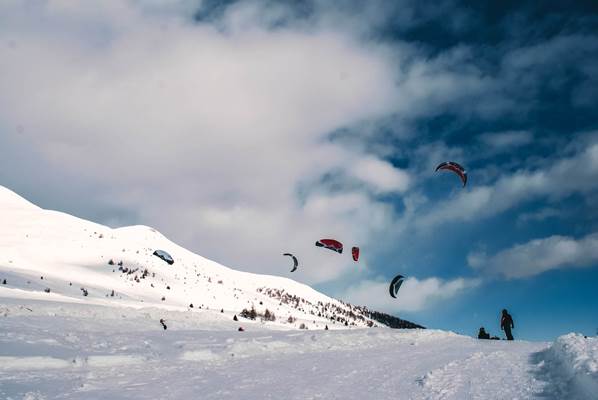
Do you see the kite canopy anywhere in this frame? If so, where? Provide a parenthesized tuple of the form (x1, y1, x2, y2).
(153, 250, 174, 265)
(435, 161, 467, 187)
(389, 274, 405, 298)
(351, 246, 360, 262)
(283, 253, 299, 272)
(315, 239, 343, 254)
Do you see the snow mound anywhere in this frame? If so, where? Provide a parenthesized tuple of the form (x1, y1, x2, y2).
(542, 333, 598, 399)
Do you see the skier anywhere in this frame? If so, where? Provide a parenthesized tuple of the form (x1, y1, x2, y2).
(500, 309, 514, 340)
(159, 318, 167, 330)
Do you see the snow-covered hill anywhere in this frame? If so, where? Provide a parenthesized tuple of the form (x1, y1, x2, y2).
(0, 185, 418, 330)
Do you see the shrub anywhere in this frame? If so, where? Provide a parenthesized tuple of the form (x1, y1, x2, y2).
(240, 307, 257, 320)
(299, 323, 307, 330)
(263, 309, 276, 322)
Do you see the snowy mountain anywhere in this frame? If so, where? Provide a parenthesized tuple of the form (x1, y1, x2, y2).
(0, 185, 420, 331)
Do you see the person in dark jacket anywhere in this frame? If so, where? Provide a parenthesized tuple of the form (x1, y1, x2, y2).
(477, 326, 490, 339)
(500, 309, 514, 340)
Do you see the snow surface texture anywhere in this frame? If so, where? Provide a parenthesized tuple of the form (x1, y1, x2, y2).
(2, 302, 595, 400)
(2, 186, 597, 399)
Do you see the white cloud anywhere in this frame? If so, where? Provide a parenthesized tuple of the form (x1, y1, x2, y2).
(0, 1, 406, 284)
(468, 233, 598, 278)
(416, 140, 598, 230)
(342, 276, 480, 312)
(516, 207, 562, 225)
(478, 130, 533, 149)
(348, 156, 410, 193)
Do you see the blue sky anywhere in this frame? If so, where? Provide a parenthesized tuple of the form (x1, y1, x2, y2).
(0, 0, 597, 341)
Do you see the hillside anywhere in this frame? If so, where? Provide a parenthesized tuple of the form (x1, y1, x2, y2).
(0, 185, 419, 331)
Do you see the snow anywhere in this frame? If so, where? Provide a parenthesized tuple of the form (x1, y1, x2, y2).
(0, 186, 378, 330)
(2, 186, 597, 399)
(531, 333, 598, 399)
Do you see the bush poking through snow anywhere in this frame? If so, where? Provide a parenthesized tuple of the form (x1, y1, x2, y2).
(263, 309, 276, 322)
(240, 307, 257, 320)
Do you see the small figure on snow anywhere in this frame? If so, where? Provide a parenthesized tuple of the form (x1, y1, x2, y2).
(500, 309, 514, 340)
(159, 318, 167, 330)
(238, 327, 244, 332)
(477, 326, 490, 339)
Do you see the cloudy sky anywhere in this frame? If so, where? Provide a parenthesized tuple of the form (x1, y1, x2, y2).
(1, 0, 597, 340)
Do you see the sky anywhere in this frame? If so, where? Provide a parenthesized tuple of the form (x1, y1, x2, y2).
(1, 0, 597, 341)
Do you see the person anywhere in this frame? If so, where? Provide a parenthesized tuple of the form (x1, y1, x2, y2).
(500, 309, 514, 340)
(159, 318, 167, 330)
(477, 326, 490, 339)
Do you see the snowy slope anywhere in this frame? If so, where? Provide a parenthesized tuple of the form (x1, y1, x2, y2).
(0, 185, 390, 330)
(3, 300, 596, 400)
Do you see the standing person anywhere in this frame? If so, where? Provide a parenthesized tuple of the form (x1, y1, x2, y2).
(500, 309, 514, 340)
